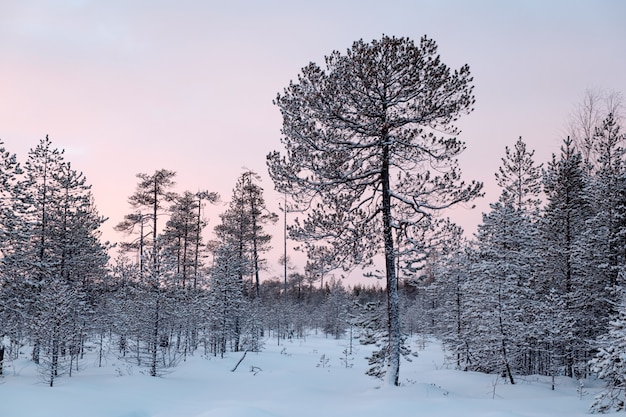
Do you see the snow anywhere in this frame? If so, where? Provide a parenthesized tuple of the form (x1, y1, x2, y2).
(1, 335, 601, 417)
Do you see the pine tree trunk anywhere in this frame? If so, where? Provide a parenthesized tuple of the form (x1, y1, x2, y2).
(32, 341, 40, 364)
(150, 293, 160, 377)
(381, 142, 400, 386)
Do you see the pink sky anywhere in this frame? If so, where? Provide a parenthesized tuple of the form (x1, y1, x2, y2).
(1, 0, 625, 284)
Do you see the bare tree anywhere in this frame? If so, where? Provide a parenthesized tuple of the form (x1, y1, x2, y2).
(568, 88, 624, 168)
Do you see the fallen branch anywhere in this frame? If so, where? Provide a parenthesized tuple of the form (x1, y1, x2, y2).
(230, 350, 248, 372)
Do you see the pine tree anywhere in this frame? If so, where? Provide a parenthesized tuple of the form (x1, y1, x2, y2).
(120, 169, 178, 376)
(0, 140, 27, 353)
(206, 243, 247, 357)
(162, 191, 210, 289)
(18, 137, 109, 383)
(125, 169, 177, 273)
(214, 170, 277, 299)
(581, 114, 626, 311)
(108, 255, 145, 365)
(32, 278, 78, 386)
(590, 300, 626, 413)
(321, 278, 350, 339)
(494, 136, 543, 213)
(268, 35, 481, 385)
(431, 243, 475, 370)
(114, 212, 152, 273)
(469, 192, 537, 383)
(541, 137, 591, 378)
(491, 136, 544, 375)
(159, 191, 213, 358)
(23, 136, 66, 285)
(354, 299, 414, 381)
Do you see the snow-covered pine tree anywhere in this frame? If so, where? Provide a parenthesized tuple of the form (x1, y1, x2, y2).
(210, 172, 276, 349)
(492, 137, 545, 375)
(108, 255, 149, 366)
(431, 242, 475, 370)
(118, 169, 178, 376)
(0, 140, 27, 356)
(268, 35, 482, 386)
(494, 136, 543, 214)
(20, 137, 109, 383)
(19, 136, 65, 368)
(541, 137, 592, 378)
(47, 161, 109, 375)
(590, 299, 626, 413)
(161, 190, 217, 290)
(353, 300, 389, 380)
(160, 190, 218, 358)
(31, 278, 80, 386)
(578, 114, 626, 336)
(125, 169, 177, 273)
(455, 137, 543, 380)
(321, 277, 350, 339)
(353, 299, 414, 382)
(128, 242, 184, 376)
(469, 191, 537, 384)
(206, 243, 247, 357)
(214, 170, 277, 299)
(532, 288, 576, 387)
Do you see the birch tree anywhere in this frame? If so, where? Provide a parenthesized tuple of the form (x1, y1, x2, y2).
(567, 88, 624, 168)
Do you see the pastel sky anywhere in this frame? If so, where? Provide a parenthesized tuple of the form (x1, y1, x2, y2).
(1, 0, 625, 281)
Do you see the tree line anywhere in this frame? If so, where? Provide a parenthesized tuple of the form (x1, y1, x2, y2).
(427, 109, 626, 413)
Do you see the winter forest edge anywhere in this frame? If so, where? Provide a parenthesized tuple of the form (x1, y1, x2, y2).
(1, 35, 626, 414)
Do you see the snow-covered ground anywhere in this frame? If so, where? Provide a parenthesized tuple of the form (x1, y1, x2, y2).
(1, 334, 602, 417)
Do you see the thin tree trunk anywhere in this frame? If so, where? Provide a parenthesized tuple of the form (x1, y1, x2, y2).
(0, 344, 4, 376)
(150, 293, 160, 377)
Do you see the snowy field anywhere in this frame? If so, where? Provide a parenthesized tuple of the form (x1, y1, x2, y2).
(1, 335, 602, 417)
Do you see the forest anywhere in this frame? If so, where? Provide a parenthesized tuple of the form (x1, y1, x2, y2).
(1, 34, 626, 414)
